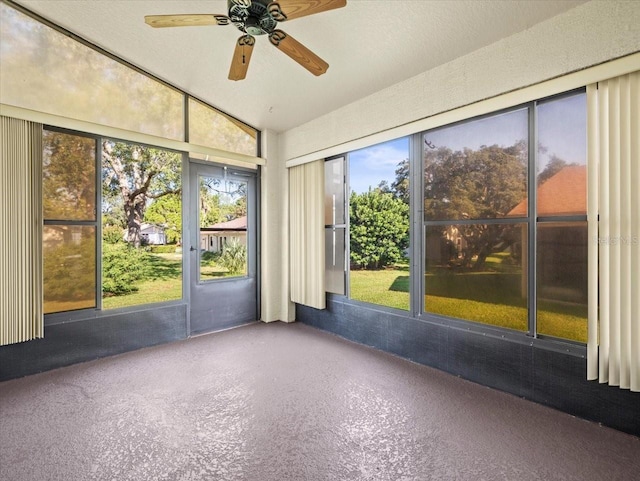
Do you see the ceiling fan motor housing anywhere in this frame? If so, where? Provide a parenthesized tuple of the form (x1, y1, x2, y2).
(229, 0, 278, 36)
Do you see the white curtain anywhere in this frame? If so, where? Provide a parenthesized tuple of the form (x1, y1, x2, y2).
(289, 160, 325, 310)
(587, 71, 640, 391)
(0, 116, 43, 345)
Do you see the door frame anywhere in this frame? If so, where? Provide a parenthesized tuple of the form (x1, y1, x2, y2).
(185, 158, 260, 335)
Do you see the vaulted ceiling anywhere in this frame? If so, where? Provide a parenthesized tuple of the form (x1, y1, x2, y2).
(16, 0, 586, 132)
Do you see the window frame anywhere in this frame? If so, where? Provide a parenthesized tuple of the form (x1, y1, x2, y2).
(43, 127, 188, 325)
(42, 126, 100, 316)
(324, 155, 348, 296)
(325, 88, 587, 352)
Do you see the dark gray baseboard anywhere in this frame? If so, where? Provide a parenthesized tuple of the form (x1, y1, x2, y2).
(297, 298, 640, 437)
(0, 304, 188, 382)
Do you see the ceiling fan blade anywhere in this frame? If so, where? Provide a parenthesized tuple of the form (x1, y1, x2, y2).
(144, 14, 230, 28)
(268, 0, 346, 22)
(269, 30, 328, 76)
(229, 35, 255, 81)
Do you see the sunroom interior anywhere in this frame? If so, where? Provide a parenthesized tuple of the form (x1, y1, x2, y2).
(1, 0, 640, 477)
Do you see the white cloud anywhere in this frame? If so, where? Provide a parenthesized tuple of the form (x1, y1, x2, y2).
(350, 138, 409, 193)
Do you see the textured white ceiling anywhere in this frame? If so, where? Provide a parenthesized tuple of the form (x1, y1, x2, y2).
(16, 0, 586, 133)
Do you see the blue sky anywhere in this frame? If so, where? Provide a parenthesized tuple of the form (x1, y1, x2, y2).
(537, 93, 587, 169)
(349, 93, 586, 192)
(349, 137, 410, 194)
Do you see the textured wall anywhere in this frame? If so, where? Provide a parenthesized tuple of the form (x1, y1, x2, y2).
(280, 0, 640, 161)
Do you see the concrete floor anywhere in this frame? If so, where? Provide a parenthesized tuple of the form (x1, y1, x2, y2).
(0, 322, 638, 481)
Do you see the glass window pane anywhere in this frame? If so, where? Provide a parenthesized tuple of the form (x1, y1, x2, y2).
(424, 109, 528, 221)
(199, 176, 248, 281)
(189, 98, 258, 156)
(43, 225, 96, 314)
(425, 223, 527, 331)
(0, 3, 183, 140)
(325, 227, 345, 295)
(537, 222, 587, 342)
(349, 138, 410, 311)
(102, 141, 183, 309)
(43, 130, 96, 221)
(325, 157, 345, 226)
(536, 93, 587, 216)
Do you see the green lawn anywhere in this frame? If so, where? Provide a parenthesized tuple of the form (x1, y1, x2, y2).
(350, 266, 410, 311)
(102, 251, 243, 310)
(102, 253, 183, 310)
(350, 261, 587, 342)
(100, 251, 587, 342)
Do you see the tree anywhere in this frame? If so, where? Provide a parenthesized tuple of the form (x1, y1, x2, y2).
(199, 177, 247, 227)
(349, 190, 409, 269)
(378, 158, 410, 205)
(144, 193, 182, 244)
(538, 154, 575, 185)
(42, 130, 96, 220)
(424, 141, 527, 270)
(102, 141, 181, 247)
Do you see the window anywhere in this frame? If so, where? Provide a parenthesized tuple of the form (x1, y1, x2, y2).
(423, 108, 529, 330)
(198, 175, 248, 280)
(43, 130, 97, 314)
(3, 0, 262, 317)
(324, 157, 346, 295)
(188, 98, 258, 157)
(42, 129, 185, 314)
(348, 138, 410, 311)
(535, 93, 587, 342)
(324, 91, 587, 343)
(102, 140, 183, 310)
(0, 3, 183, 140)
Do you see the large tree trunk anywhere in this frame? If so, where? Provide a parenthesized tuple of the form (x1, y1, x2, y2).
(125, 194, 146, 248)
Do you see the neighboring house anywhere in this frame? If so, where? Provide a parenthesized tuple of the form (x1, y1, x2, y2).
(200, 216, 247, 252)
(124, 223, 166, 245)
(425, 225, 467, 268)
(507, 165, 587, 302)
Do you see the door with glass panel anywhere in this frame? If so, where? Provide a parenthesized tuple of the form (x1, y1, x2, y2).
(189, 162, 257, 334)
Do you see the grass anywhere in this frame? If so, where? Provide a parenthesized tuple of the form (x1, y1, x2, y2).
(350, 266, 410, 311)
(56, 250, 588, 343)
(102, 253, 182, 310)
(101, 251, 244, 310)
(350, 255, 587, 342)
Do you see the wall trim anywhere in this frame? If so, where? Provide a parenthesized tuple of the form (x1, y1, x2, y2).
(0, 103, 265, 167)
(285, 52, 640, 168)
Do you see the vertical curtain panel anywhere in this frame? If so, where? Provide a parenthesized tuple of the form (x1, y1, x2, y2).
(0, 116, 43, 345)
(587, 71, 640, 391)
(289, 160, 325, 310)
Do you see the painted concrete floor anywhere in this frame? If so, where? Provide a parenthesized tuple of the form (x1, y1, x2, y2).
(0, 322, 638, 481)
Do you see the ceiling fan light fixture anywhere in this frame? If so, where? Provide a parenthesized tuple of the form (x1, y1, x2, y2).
(145, 0, 347, 80)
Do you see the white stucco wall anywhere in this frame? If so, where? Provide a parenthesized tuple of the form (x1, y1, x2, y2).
(279, 0, 640, 161)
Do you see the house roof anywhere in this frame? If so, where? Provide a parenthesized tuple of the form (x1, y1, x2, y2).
(140, 223, 164, 233)
(202, 216, 247, 232)
(507, 165, 586, 217)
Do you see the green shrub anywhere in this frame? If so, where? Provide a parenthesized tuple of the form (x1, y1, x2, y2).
(201, 250, 221, 263)
(102, 225, 124, 244)
(350, 190, 409, 269)
(219, 240, 247, 275)
(102, 243, 149, 295)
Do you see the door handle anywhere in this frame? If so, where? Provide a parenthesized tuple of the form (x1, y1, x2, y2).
(190, 246, 196, 252)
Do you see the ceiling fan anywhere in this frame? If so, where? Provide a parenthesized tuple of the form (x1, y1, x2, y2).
(145, 0, 347, 81)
